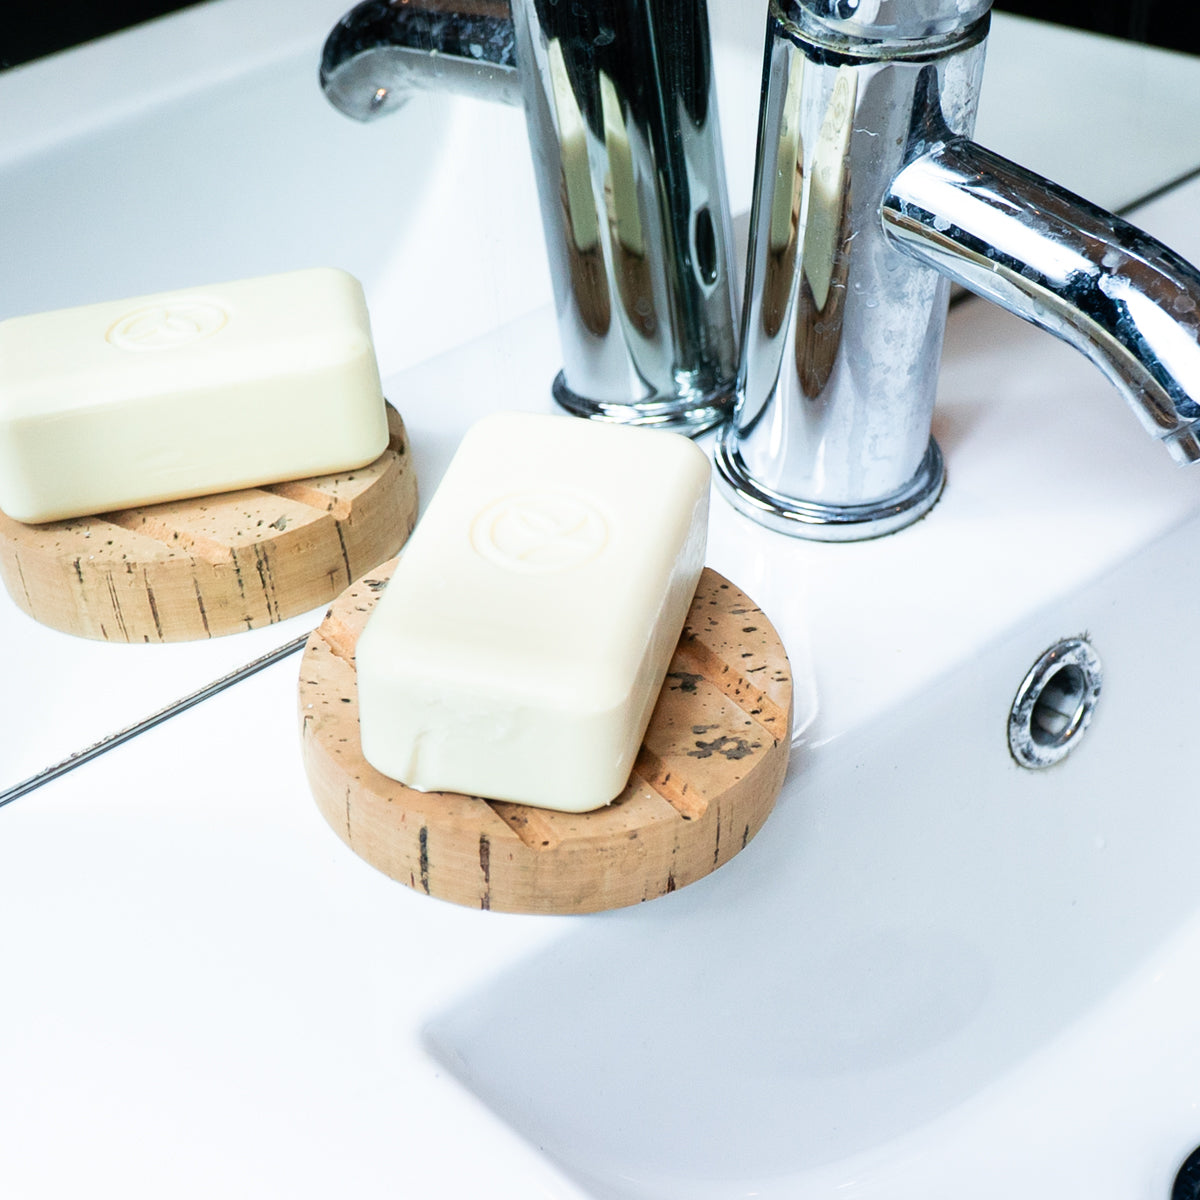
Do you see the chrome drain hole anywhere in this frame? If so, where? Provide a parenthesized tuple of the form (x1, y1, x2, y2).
(1173, 1143, 1200, 1199)
(1008, 637, 1102, 769)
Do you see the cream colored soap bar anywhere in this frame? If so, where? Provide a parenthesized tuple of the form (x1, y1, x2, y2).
(355, 412, 710, 813)
(0, 267, 388, 523)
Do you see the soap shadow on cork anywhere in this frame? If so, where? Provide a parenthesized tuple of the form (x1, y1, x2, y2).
(421, 677, 1010, 1192)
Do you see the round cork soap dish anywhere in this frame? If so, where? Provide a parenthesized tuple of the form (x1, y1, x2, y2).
(0, 407, 417, 642)
(299, 561, 793, 915)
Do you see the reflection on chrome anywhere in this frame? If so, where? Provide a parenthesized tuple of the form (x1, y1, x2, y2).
(716, 0, 1200, 539)
(321, 0, 739, 434)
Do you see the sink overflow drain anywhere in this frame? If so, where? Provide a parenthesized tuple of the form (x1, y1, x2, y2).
(1173, 1144, 1200, 1199)
(1008, 637, 1102, 769)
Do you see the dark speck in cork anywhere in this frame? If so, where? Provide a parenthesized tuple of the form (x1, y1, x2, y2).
(689, 735, 760, 761)
(418, 826, 430, 893)
(668, 671, 703, 694)
(479, 834, 491, 909)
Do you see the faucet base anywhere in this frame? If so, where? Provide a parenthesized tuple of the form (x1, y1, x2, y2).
(713, 434, 945, 542)
(552, 373, 734, 438)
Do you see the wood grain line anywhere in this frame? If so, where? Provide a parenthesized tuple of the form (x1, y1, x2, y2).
(9, 550, 32, 608)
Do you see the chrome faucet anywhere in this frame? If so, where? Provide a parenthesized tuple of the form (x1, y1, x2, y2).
(320, 0, 739, 435)
(715, 0, 1200, 540)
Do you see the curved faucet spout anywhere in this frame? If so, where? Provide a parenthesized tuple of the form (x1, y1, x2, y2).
(716, 0, 1200, 540)
(320, 0, 520, 119)
(884, 139, 1200, 464)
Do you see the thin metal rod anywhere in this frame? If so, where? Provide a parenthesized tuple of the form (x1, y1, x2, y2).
(0, 632, 310, 811)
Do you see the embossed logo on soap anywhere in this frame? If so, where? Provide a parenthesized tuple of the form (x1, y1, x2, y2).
(470, 491, 609, 573)
(106, 300, 228, 351)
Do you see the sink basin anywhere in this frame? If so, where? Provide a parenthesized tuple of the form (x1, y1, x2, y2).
(4, 4, 1200, 1197)
(426, 490, 1200, 1197)
(407, 162, 1200, 1197)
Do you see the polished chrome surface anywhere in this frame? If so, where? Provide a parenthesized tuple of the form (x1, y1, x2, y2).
(321, 1, 521, 115)
(718, 437, 947, 542)
(321, 0, 738, 434)
(715, 5, 986, 538)
(718, 0, 1200, 538)
(781, 0, 992, 45)
(0, 634, 308, 810)
(885, 136, 1200, 464)
(1008, 637, 1103, 769)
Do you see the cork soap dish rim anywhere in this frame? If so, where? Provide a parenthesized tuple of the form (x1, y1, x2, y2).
(299, 561, 794, 915)
(0, 405, 417, 643)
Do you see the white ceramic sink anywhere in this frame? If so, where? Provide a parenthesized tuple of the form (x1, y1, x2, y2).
(427, 480, 1200, 1197)
(4, 3, 1200, 1198)
(392, 174, 1200, 1198)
